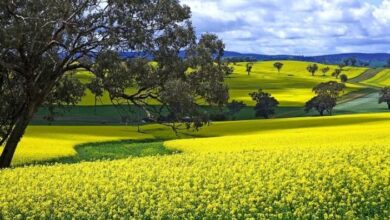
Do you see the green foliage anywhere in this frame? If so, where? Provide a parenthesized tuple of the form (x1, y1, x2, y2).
(246, 63, 254, 75)
(0, 0, 229, 167)
(306, 64, 318, 76)
(350, 57, 357, 66)
(343, 57, 357, 66)
(273, 62, 284, 73)
(249, 89, 279, 118)
(379, 87, 390, 109)
(340, 74, 348, 83)
(321, 66, 330, 76)
(332, 68, 342, 78)
(338, 63, 346, 69)
(313, 81, 346, 98)
(222, 61, 234, 76)
(305, 95, 336, 116)
(90, 34, 229, 133)
(43, 75, 85, 122)
(74, 140, 174, 163)
(305, 81, 346, 116)
(227, 100, 247, 119)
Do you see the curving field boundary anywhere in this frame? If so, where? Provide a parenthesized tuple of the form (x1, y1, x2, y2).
(348, 68, 384, 84)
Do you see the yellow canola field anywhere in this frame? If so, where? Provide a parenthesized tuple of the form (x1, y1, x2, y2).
(0, 113, 389, 219)
(8, 126, 157, 165)
(226, 61, 365, 106)
(362, 68, 390, 87)
(77, 61, 367, 106)
(6, 113, 389, 165)
(165, 115, 390, 153)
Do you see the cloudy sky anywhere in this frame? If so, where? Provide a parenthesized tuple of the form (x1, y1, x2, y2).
(180, 0, 390, 55)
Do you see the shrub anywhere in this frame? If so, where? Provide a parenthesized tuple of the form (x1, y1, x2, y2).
(340, 74, 348, 83)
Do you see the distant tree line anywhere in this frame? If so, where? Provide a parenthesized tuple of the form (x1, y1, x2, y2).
(224, 57, 257, 63)
(225, 56, 374, 67)
(384, 59, 390, 68)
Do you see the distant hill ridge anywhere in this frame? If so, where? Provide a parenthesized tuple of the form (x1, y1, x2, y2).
(119, 51, 390, 67)
(222, 51, 390, 67)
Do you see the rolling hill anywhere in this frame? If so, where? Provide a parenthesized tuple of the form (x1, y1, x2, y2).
(32, 60, 385, 125)
(76, 60, 367, 106)
(121, 51, 390, 67)
(223, 51, 390, 67)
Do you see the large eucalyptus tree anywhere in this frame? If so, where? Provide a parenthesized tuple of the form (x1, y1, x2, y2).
(0, 0, 229, 168)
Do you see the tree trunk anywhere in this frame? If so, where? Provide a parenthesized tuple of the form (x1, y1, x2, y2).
(0, 103, 36, 168)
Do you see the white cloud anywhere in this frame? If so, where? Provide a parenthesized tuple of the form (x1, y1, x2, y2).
(181, 0, 390, 55)
(373, 0, 390, 23)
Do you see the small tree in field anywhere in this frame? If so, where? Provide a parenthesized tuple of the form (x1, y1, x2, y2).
(332, 68, 342, 78)
(379, 87, 390, 110)
(340, 74, 348, 83)
(273, 62, 284, 73)
(222, 60, 234, 76)
(249, 89, 279, 119)
(305, 81, 346, 116)
(321, 67, 330, 76)
(307, 64, 318, 76)
(246, 63, 254, 75)
(227, 100, 247, 120)
(338, 63, 346, 70)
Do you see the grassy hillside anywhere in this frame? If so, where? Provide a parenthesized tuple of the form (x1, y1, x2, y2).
(31, 60, 371, 125)
(226, 61, 366, 106)
(76, 61, 367, 106)
(361, 68, 390, 87)
(1, 113, 389, 218)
